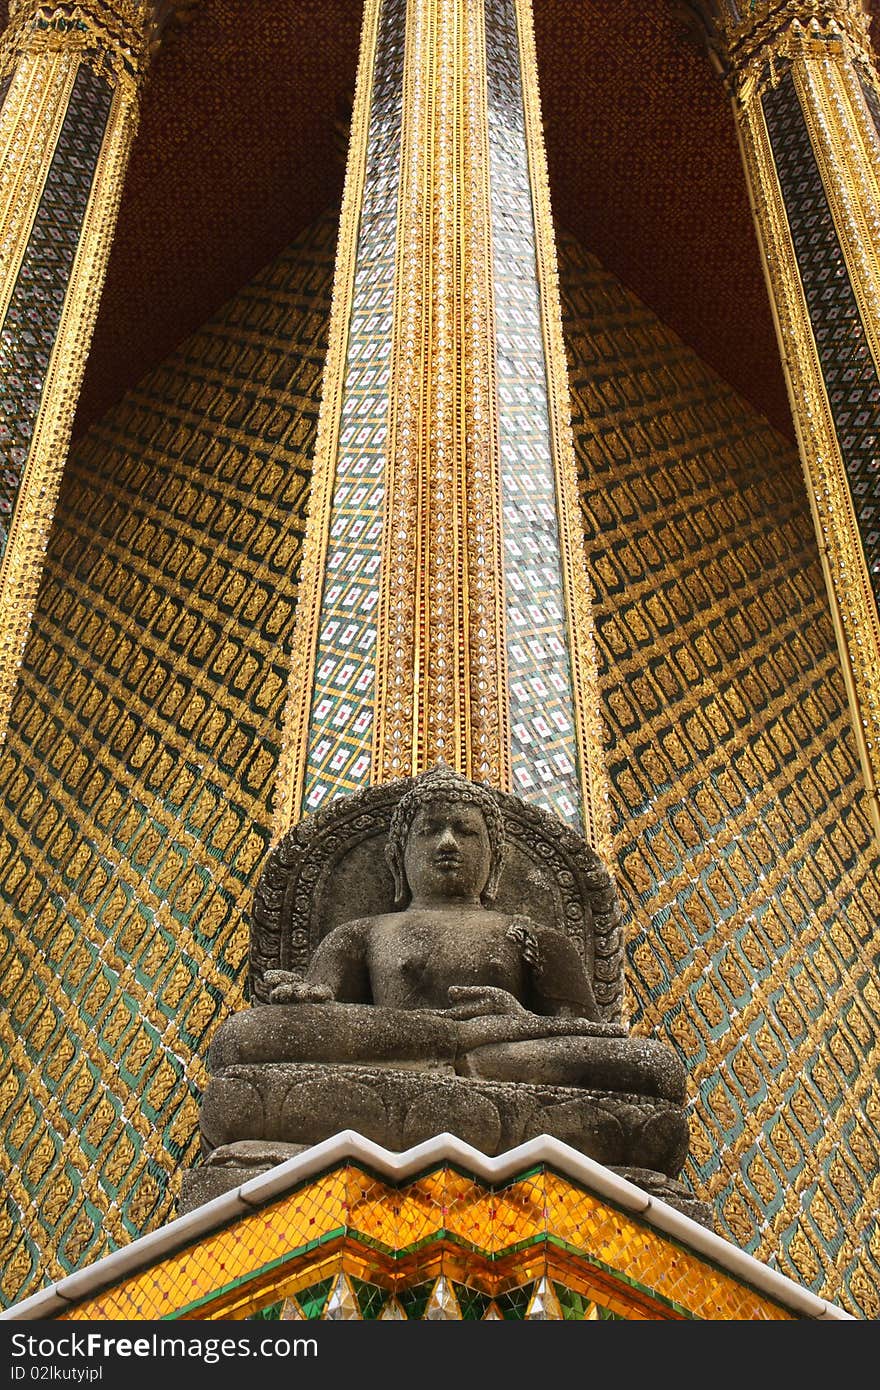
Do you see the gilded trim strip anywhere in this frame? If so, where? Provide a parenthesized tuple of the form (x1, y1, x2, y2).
(0, 53, 80, 332)
(792, 59, 880, 379)
(511, 0, 611, 858)
(737, 89, 880, 834)
(372, 0, 429, 783)
(461, 0, 508, 789)
(272, 0, 383, 838)
(373, 0, 507, 787)
(424, 0, 461, 769)
(838, 61, 880, 186)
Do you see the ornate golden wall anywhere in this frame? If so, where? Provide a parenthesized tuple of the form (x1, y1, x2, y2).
(561, 231, 880, 1318)
(0, 211, 336, 1306)
(1, 212, 878, 1317)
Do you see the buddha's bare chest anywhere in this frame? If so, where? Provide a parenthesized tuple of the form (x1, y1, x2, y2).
(367, 915, 521, 1008)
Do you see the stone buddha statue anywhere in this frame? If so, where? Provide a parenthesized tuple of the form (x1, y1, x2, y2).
(183, 767, 708, 1225)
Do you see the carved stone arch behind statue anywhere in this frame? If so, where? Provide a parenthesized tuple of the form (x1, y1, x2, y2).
(251, 775, 625, 1021)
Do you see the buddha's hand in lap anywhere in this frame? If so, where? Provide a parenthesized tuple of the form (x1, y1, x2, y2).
(442, 985, 528, 1020)
(265, 970, 334, 1005)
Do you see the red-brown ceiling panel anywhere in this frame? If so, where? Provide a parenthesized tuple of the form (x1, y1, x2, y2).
(1, 1, 877, 440)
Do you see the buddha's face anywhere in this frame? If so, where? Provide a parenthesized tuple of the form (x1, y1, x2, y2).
(402, 798, 493, 905)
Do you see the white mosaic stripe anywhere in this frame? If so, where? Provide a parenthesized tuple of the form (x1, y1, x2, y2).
(302, 0, 406, 811)
(485, 0, 582, 828)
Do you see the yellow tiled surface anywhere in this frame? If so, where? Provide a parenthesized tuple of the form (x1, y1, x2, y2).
(62, 1168, 349, 1320)
(57, 1164, 796, 1321)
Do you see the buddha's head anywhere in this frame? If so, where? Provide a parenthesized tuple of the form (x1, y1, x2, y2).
(385, 765, 505, 907)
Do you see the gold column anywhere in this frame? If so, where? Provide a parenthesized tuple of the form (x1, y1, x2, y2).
(275, 0, 610, 853)
(0, 1, 173, 747)
(688, 0, 880, 836)
(373, 0, 507, 788)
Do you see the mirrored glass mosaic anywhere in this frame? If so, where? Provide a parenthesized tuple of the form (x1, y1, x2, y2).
(763, 70, 880, 605)
(485, 0, 582, 829)
(0, 62, 113, 560)
(302, 0, 406, 812)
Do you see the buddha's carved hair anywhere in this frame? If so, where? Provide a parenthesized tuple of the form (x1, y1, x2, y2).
(385, 764, 506, 905)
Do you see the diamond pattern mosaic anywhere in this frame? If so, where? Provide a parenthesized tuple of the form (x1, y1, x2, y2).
(301, 0, 405, 815)
(55, 1163, 796, 1321)
(0, 214, 336, 1308)
(0, 61, 112, 561)
(762, 70, 880, 604)
(486, 0, 581, 829)
(560, 233, 880, 1320)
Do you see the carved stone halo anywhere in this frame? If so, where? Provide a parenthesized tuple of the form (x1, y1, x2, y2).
(250, 768, 625, 1021)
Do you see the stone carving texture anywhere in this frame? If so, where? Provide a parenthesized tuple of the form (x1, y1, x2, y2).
(185, 767, 703, 1223)
(250, 768, 624, 1018)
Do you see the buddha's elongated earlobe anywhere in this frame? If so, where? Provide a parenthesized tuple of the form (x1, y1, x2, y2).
(390, 855, 406, 905)
(482, 854, 503, 906)
(385, 836, 408, 905)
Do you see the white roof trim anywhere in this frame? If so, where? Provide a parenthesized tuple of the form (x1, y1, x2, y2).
(1, 1131, 854, 1321)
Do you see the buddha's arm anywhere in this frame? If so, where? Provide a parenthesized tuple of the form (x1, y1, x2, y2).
(264, 921, 372, 1004)
(303, 919, 372, 1003)
(525, 925, 600, 1020)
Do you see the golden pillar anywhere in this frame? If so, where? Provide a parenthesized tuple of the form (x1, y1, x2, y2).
(0, 1, 175, 746)
(687, 0, 880, 835)
(275, 0, 611, 858)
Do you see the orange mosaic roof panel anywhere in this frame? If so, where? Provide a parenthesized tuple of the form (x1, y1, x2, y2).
(56, 1164, 795, 1321)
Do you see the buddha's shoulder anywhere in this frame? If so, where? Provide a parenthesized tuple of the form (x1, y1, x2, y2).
(333, 910, 409, 935)
(318, 914, 379, 941)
